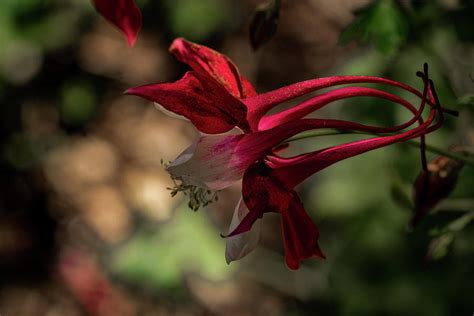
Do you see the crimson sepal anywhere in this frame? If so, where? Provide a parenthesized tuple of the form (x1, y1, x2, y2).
(126, 71, 248, 134)
(230, 162, 325, 270)
(170, 38, 257, 99)
(281, 195, 326, 270)
(92, 0, 142, 47)
(225, 162, 291, 237)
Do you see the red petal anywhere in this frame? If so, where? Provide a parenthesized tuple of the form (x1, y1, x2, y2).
(230, 162, 325, 270)
(259, 86, 419, 130)
(166, 117, 410, 191)
(270, 109, 438, 188)
(242, 162, 293, 214)
(92, 0, 142, 47)
(225, 162, 291, 237)
(281, 196, 325, 270)
(126, 71, 248, 134)
(244, 75, 433, 128)
(170, 38, 257, 99)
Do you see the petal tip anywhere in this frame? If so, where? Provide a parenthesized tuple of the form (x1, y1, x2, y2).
(285, 258, 300, 270)
(124, 86, 139, 96)
(170, 37, 185, 48)
(317, 250, 327, 260)
(225, 254, 233, 265)
(126, 35, 138, 47)
(92, 0, 142, 47)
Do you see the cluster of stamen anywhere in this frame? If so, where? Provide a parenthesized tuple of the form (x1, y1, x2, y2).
(161, 160, 219, 211)
(168, 179, 218, 211)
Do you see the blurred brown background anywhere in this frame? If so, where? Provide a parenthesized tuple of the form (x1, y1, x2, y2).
(0, 0, 473, 315)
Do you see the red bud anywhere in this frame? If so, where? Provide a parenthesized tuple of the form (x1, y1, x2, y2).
(411, 148, 466, 227)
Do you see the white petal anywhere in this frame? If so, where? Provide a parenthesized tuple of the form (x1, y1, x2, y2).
(166, 125, 290, 191)
(225, 198, 261, 264)
(166, 134, 250, 190)
(154, 102, 190, 121)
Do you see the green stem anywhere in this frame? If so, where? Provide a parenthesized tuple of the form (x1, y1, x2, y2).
(284, 129, 474, 167)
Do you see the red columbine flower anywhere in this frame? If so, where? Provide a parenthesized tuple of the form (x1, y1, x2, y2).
(91, 0, 142, 47)
(176, 68, 447, 269)
(164, 111, 433, 265)
(126, 38, 452, 269)
(162, 112, 430, 263)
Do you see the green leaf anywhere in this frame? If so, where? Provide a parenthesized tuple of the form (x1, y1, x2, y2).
(60, 81, 97, 126)
(448, 211, 474, 232)
(339, 0, 409, 55)
(426, 212, 474, 261)
(165, 0, 232, 41)
(111, 203, 235, 289)
(426, 233, 454, 262)
(390, 179, 413, 211)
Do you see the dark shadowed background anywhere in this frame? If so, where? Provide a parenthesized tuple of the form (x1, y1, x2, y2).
(0, 0, 473, 315)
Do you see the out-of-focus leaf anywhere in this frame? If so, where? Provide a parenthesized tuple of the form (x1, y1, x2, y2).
(447, 211, 474, 232)
(249, 0, 280, 50)
(339, 0, 409, 55)
(111, 203, 234, 289)
(164, 0, 232, 41)
(60, 81, 97, 126)
(426, 212, 474, 262)
(426, 233, 454, 262)
(390, 178, 413, 211)
(452, 1, 474, 42)
(458, 94, 474, 109)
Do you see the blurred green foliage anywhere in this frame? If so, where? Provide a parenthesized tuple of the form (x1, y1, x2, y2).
(163, 0, 235, 41)
(111, 204, 234, 289)
(339, 0, 409, 55)
(60, 81, 97, 126)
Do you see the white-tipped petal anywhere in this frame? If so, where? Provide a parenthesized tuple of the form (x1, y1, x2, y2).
(153, 102, 190, 121)
(166, 123, 300, 191)
(166, 134, 250, 191)
(225, 198, 261, 264)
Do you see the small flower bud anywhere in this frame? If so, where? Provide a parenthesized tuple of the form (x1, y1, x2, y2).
(249, 0, 280, 50)
(411, 147, 467, 227)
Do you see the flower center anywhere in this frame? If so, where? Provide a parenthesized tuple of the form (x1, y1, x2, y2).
(162, 158, 219, 211)
(168, 178, 218, 211)
(162, 159, 219, 211)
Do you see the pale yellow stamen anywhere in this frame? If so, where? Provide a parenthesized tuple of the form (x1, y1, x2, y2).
(162, 159, 218, 211)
